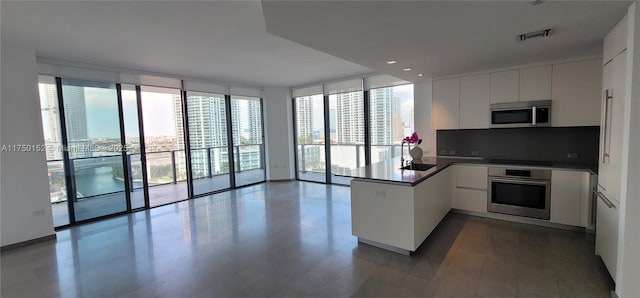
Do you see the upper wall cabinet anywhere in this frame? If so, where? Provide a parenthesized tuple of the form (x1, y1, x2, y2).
(432, 78, 460, 130)
(460, 74, 490, 129)
(603, 14, 628, 65)
(490, 70, 519, 103)
(519, 66, 552, 101)
(551, 60, 602, 126)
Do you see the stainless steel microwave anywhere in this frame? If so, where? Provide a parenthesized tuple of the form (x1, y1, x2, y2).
(490, 100, 552, 128)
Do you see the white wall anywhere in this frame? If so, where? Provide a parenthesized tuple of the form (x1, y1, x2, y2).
(413, 78, 435, 157)
(617, 2, 640, 297)
(1, 45, 55, 247)
(263, 87, 295, 180)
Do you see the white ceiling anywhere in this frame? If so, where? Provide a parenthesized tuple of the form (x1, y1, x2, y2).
(262, 1, 631, 81)
(0, 1, 372, 88)
(2, 1, 632, 88)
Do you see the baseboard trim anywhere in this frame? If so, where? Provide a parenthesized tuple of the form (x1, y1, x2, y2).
(1, 234, 57, 252)
(450, 209, 586, 232)
(358, 238, 411, 256)
(267, 179, 295, 182)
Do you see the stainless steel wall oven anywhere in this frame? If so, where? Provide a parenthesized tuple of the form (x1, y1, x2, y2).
(487, 167, 551, 220)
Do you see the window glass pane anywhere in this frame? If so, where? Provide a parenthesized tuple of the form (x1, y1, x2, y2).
(38, 75, 69, 226)
(231, 96, 265, 186)
(61, 78, 127, 221)
(140, 86, 188, 206)
(187, 91, 231, 195)
(329, 90, 364, 185)
(369, 84, 414, 164)
(294, 94, 326, 183)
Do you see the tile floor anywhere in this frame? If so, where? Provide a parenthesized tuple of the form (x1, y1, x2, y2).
(1, 181, 613, 297)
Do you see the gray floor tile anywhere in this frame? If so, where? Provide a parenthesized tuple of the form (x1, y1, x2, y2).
(1, 182, 615, 298)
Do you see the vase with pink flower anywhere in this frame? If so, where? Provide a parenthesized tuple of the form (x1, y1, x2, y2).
(403, 132, 423, 163)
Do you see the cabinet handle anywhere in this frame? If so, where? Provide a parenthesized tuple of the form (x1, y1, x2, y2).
(597, 191, 616, 209)
(602, 89, 613, 164)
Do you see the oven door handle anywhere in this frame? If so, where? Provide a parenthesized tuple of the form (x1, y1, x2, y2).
(490, 177, 549, 187)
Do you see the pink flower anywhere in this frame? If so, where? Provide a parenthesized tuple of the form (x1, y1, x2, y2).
(403, 132, 422, 144)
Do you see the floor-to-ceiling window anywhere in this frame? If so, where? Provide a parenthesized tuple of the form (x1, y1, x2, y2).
(369, 84, 414, 163)
(292, 76, 413, 185)
(61, 79, 128, 221)
(38, 72, 267, 228)
(140, 86, 188, 207)
(294, 93, 326, 183)
(186, 91, 231, 195)
(230, 95, 266, 187)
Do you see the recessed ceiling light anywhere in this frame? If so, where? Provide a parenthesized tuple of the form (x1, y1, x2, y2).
(418, 73, 424, 77)
(386, 60, 397, 64)
(403, 68, 412, 72)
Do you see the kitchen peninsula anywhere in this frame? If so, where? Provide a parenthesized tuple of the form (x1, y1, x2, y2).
(349, 156, 596, 255)
(349, 157, 453, 255)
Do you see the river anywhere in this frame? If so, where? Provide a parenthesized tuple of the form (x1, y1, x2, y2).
(74, 166, 142, 197)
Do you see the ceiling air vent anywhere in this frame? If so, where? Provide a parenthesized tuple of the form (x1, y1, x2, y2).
(518, 28, 552, 41)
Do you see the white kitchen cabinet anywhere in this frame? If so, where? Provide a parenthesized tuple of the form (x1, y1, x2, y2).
(550, 170, 590, 227)
(551, 59, 602, 126)
(519, 66, 552, 101)
(595, 18, 628, 282)
(351, 167, 452, 252)
(452, 165, 488, 213)
(490, 70, 519, 104)
(455, 165, 488, 189)
(596, 191, 619, 281)
(432, 78, 460, 130)
(459, 74, 490, 129)
(603, 14, 628, 65)
(599, 51, 627, 204)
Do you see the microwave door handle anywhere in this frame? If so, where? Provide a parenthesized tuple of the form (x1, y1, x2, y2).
(532, 106, 537, 126)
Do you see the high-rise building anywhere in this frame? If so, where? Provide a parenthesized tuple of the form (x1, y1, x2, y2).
(173, 93, 185, 150)
(61, 85, 90, 159)
(369, 87, 397, 145)
(231, 98, 263, 171)
(185, 95, 229, 176)
(335, 91, 364, 144)
(39, 80, 63, 160)
(295, 96, 314, 143)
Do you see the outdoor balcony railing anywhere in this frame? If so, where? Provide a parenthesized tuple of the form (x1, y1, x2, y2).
(45, 144, 265, 203)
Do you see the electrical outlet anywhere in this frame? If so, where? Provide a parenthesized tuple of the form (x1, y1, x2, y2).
(375, 190, 386, 197)
(567, 153, 579, 159)
(32, 210, 45, 216)
(471, 151, 480, 156)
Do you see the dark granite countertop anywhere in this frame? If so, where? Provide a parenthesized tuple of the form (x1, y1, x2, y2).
(345, 156, 597, 186)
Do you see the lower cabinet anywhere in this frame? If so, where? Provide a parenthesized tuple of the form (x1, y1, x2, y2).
(452, 165, 488, 213)
(550, 170, 591, 227)
(595, 193, 619, 281)
(453, 188, 487, 213)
